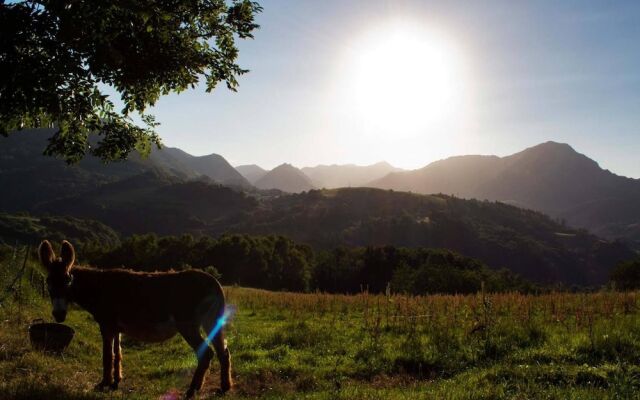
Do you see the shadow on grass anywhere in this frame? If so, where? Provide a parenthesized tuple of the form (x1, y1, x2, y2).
(2, 384, 104, 400)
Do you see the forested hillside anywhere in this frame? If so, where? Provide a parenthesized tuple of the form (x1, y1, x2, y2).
(0, 129, 251, 212)
(80, 233, 532, 294)
(3, 183, 633, 285)
(0, 213, 120, 247)
(232, 188, 633, 284)
(1, 130, 636, 286)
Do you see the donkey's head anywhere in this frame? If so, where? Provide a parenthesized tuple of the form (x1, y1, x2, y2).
(39, 240, 75, 323)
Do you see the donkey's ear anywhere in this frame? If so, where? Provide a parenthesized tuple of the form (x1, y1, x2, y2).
(60, 240, 75, 271)
(39, 240, 55, 270)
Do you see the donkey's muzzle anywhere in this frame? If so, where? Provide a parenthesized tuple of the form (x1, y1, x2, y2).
(53, 310, 67, 323)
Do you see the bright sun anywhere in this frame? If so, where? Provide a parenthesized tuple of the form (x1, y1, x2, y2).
(349, 23, 465, 136)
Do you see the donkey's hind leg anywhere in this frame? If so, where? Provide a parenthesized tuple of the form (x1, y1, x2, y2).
(212, 330, 232, 393)
(97, 325, 115, 390)
(113, 333, 123, 389)
(179, 324, 214, 399)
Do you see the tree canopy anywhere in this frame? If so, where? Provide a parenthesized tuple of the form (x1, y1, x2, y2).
(610, 259, 640, 291)
(82, 233, 535, 294)
(0, 0, 261, 163)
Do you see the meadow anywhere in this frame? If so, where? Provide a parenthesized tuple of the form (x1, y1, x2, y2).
(2, 251, 640, 399)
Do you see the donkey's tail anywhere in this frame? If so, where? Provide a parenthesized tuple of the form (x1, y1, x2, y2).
(199, 290, 232, 391)
(201, 293, 225, 331)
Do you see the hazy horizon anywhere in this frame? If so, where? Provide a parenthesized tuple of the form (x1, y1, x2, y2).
(216, 140, 639, 180)
(120, 0, 639, 177)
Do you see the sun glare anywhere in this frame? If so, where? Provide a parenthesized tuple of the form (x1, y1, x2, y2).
(348, 22, 466, 136)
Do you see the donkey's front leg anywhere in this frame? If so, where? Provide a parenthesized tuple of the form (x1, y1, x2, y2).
(96, 326, 116, 390)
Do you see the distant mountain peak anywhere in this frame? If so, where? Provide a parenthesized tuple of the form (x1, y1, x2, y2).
(275, 162, 295, 169)
(199, 153, 226, 160)
(235, 164, 267, 184)
(507, 141, 600, 172)
(520, 141, 578, 155)
(255, 163, 314, 193)
(539, 140, 573, 148)
(236, 163, 264, 169)
(151, 146, 252, 189)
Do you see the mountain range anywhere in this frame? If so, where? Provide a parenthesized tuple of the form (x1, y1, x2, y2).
(148, 147, 251, 189)
(1, 129, 639, 285)
(370, 142, 640, 247)
(233, 142, 640, 248)
(19, 169, 634, 285)
(235, 161, 401, 192)
(0, 129, 250, 212)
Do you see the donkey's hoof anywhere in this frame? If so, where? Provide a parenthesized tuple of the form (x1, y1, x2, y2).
(94, 381, 112, 391)
(185, 388, 196, 399)
(109, 382, 119, 391)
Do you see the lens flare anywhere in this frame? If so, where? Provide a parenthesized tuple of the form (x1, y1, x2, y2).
(197, 305, 234, 359)
(159, 388, 181, 400)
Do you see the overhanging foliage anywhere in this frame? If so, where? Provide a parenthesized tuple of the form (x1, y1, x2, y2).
(0, 0, 261, 163)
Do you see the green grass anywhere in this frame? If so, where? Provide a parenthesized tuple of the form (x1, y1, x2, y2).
(2, 261, 640, 399)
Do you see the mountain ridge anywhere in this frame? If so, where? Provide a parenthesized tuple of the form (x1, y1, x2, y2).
(1, 133, 636, 284)
(0, 129, 251, 212)
(371, 141, 640, 246)
(150, 147, 252, 189)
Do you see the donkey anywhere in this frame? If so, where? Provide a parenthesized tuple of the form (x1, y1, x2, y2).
(39, 240, 231, 398)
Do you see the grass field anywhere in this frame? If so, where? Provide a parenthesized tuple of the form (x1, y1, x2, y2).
(2, 255, 640, 399)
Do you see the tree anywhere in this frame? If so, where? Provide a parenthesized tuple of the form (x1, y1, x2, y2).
(0, 0, 261, 163)
(610, 259, 640, 291)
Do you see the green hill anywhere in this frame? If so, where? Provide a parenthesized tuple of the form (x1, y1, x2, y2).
(31, 182, 635, 285)
(37, 170, 257, 236)
(231, 188, 633, 285)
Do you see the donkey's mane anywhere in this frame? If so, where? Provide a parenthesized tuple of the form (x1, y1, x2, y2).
(73, 265, 193, 277)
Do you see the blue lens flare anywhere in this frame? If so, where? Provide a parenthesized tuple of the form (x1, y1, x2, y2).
(197, 306, 234, 359)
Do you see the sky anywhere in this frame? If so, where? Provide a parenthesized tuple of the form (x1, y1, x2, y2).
(141, 0, 640, 177)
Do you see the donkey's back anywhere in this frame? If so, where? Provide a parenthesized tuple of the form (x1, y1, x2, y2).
(75, 268, 225, 342)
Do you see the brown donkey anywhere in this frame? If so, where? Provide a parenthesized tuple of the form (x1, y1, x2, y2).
(39, 240, 232, 398)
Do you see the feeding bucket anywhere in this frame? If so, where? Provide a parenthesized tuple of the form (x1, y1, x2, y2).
(28, 319, 75, 353)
